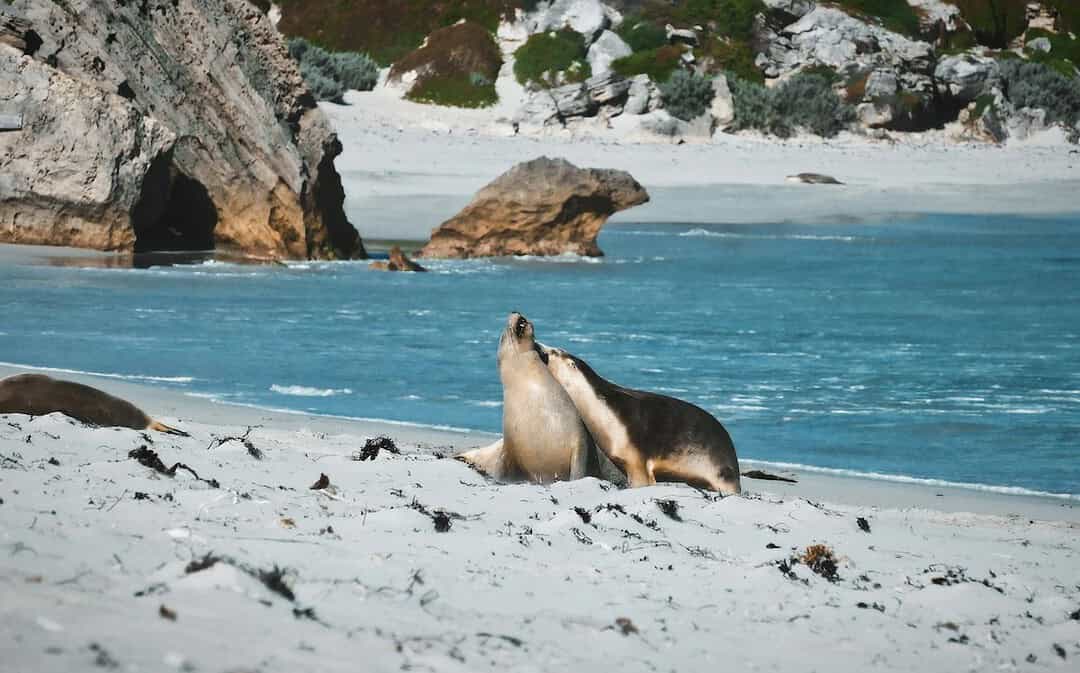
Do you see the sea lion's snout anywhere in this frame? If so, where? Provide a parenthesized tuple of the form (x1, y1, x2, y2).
(508, 312, 530, 339)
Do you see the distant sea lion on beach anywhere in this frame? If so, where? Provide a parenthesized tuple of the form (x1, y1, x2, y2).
(539, 346, 741, 495)
(456, 313, 623, 485)
(0, 373, 189, 436)
(785, 173, 844, 185)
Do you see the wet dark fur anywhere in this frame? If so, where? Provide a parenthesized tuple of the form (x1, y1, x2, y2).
(0, 374, 165, 431)
(565, 354, 739, 484)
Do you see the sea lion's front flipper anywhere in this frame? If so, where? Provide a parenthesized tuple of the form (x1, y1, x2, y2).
(149, 420, 190, 437)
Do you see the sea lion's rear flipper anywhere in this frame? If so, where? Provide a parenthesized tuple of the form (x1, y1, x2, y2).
(148, 420, 190, 437)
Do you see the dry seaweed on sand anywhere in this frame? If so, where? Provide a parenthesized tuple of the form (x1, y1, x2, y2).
(573, 506, 593, 524)
(801, 544, 841, 581)
(353, 436, 400, 461)
(408, 498, 462, 532)
(206, 426, 263, 460)
(309, 473, 330, 490)
(158, 604, 177, 621)
(128, 446, 219, 488)
(654, 498, 682, 521)
(857, 516, 871, 533)
(184, 553, 297, 602)
(614, 617, 638, 635)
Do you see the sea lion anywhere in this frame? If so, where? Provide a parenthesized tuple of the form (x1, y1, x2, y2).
(0, 373, 189, 436)
(785, 172, 843, 185)
(456, 313, 622, 484)
(539, 346, 741, 495)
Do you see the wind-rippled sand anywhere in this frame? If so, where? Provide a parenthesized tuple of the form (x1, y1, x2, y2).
(2, 386, 1078, 672)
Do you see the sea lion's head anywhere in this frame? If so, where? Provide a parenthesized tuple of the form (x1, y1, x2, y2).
(499, 312, 539, 362)
(536, 344, 591, 399)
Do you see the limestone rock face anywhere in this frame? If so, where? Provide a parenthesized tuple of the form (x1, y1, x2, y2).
(934, 54, 1000, 103)
(526, 0, 611, 42)
(0, 0, 362, 260)
(710, 74, 735, 130)
(587, 30, 631, 76)
(419, 157, 649, 258)
(0, 47, 176, 251)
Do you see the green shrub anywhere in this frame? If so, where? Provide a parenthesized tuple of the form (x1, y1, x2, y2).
(950, 0, 1028, 48)
(831, 0, 921, 36)
(1000, 59, 1080, 129)
(1045, 0, 1079, 33)
(288, 37, 378, 102)
(649, 0, 766, 42)
(660, 69, 716, 120)
(277, 0, 526, 65)
(1024, 28, 1080, 78)
(408, 74, 498, 108)
(513, 29, 591, 87)
(617, 15, 668, 52)
(612, 45, 684, 82)
(389, 21, 503, 108)
(695, 36, 763, 83)
(730, 73, 855, 137)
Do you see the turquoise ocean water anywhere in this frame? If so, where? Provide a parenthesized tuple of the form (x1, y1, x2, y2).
(2, 213, 1078, 497)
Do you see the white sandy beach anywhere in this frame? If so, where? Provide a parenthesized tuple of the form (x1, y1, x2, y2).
(1, 363, 1078, 672)
(323, 89, 1080, 241)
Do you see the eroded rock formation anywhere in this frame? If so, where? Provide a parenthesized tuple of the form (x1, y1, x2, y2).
(419, 157, 648, 258)
(369, 246, 427, 272)
(0, 0, 363, 260)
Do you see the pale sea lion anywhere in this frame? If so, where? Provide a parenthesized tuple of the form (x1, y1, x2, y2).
(0, 373, 189, 436)
(785, 172, 843, 185)
(539, 346, 741, 495)
(456, 313, 622, 484)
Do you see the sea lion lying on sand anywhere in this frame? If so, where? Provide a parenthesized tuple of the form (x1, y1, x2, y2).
(539, 345, 741, 495)
(456, 313, 623, 485)
(0, 373, 189, 436)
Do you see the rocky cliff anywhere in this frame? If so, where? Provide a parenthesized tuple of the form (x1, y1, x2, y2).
(419, 157, 649, 258)
(0, 0, 363, 260)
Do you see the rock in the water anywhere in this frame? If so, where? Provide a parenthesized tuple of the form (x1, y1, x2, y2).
(786, 173, 844, 185)
(419, 157, 649, 258)
(369, 246, 427, 272)
(525, 0, 610, 42)
(0, 0, 362, 260)
(587, 30, 631, 76)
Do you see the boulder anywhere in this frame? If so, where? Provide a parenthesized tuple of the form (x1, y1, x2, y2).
(856, 102, 894, 128)
(512, 82, 598, 128)
(587, 30, 631, 76)
(934, 54, 999, 103)
(419, 157, 649, 258)
(525, 0, 610, 42)
(710, 74, 735, 129)
(865, 69, 898, 99)
(760, 7, 933, 79)
(585, 72, 631, 106)
(550, 82, 596, 118)
(1027, 36, 1052, 53)
(369, 246, 427, 272)
(666, 24, 698, 47)
(623, 74, 652, 115)
(1, 0, 362, 260)
(762, 0, 816, 24)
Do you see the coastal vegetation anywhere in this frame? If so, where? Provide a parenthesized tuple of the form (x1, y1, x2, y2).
(276, 0, 527, 65)
(612, 44, 683, 81)
(287, 38, 378, 102)
(389, 21, 502, 108)
(831, 0, 921, 36)
(659, 70, 715, 120)
(730, 72, 855, 138)
(513, 29, 591, 88)
(1000, 59, 1080, 132)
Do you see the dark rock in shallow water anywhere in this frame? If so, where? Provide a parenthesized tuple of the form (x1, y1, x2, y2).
(419, 157, 649, 258)
(369, 246, 426, 272)
(0, 0, 363, 260)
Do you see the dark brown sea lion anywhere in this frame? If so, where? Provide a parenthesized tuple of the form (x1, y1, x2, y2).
(0, 373, 189, 436)
(539, 346, 741, 495)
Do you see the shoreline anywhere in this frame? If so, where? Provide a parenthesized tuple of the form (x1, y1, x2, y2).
(2, 362, 1076, 522)
(323, 91, 1080, 240)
